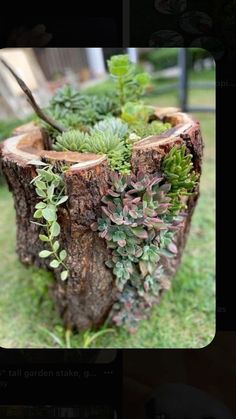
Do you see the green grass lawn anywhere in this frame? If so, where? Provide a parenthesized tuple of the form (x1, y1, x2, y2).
(0, 89, 215, 348)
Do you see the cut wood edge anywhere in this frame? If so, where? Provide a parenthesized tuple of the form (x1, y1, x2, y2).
(0, 130, 44, 165)
(40, 150, 108, 172)
(131, 110, 201, 174)
(70, 155, 107, 170)
(40, 150, 107, 168)
(0, 130, 107, 171)
(1, 108, 199, 171)
(155, 107, 193, 126)
(133, 122, 193, 150)
(155, 107, 181, 118)
(12, 121, 40, 135)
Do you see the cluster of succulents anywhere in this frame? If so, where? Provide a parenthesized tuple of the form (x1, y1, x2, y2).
(91, 171, 182, 329)
(53, 117, 132, 174)
(48, 84, 118, 121)
(44, 55, 173, 176)
(108, 285, 154, 333)
(44, 85, 119, 137)
(130, 119, 172, 139)
(90, 142, 199, 331)
(162, 145, 199, 214)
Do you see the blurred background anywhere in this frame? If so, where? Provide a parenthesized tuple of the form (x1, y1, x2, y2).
(0, 47, 215, 124)
(0, 48, 215, 349)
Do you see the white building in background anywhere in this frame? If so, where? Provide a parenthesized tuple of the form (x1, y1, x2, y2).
(85, 48, 106, 78)
(127, 48, 138, 63)
(85, 48, 138, 76)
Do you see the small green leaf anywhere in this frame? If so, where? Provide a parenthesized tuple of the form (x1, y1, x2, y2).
(59, 250, 67, 261)
(39, 250, 52, 258)
(36, 188, 46, 198)
(42, 207, 56, 222)
(105, 260, 114, 268)
(47, 203, 57, 211)
(37, 169, 53, 181)
(56, 195, 68, 206)
(33, 209, 42, 219)
(39, 234, 49, 242)
(48, 184, 55, 201)
(35, 202, 47, 209)
(132, 226, 148, 239)
(50, 259, 60, 268)
(61, 270, 69, 281)
(50, 221, 60, 237)
(53, 241, 60, 252)
(35, 180, 47, 190)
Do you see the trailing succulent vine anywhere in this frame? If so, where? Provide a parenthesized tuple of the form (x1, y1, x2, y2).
(29, 161, 69, 281)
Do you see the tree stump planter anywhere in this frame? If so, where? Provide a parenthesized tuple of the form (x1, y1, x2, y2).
(0, 108, 203, 332)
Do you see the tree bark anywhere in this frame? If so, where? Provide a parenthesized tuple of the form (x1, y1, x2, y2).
(0, 108, 203, 330)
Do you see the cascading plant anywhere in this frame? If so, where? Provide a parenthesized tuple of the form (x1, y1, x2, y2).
(91, 172, 179, 310)
(29, 160, 69, 281)
(89, 142, 199, 331)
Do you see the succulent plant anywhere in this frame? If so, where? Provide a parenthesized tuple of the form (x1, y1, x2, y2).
(53, 130, 89, 152)
(93, 117, 128, 139)
(121, 102, 154, 124)
(92, 171, 178, 301)
(49, 85, 117, 119)
(109, 285, 150, 332)
(53, 127, 131, 174)
(162, 144, 199, 214)
(108, 272, 163, 332)
(43, 84, 119, 138)
(129, 119, 172, 138)
(49, 85, 84, 116)
(107, 54, 151, 107)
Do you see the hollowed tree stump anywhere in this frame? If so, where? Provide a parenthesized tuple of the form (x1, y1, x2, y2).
(0, 108, 203, 330)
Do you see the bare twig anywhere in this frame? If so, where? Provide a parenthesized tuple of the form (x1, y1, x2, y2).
(0, 57, 67, 133)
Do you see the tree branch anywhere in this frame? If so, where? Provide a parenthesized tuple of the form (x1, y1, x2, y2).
(0, 57, 67, 133)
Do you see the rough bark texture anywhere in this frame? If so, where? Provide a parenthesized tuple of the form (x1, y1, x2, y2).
(0, 108, 203, 330)
(52, 159, 117, 330)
